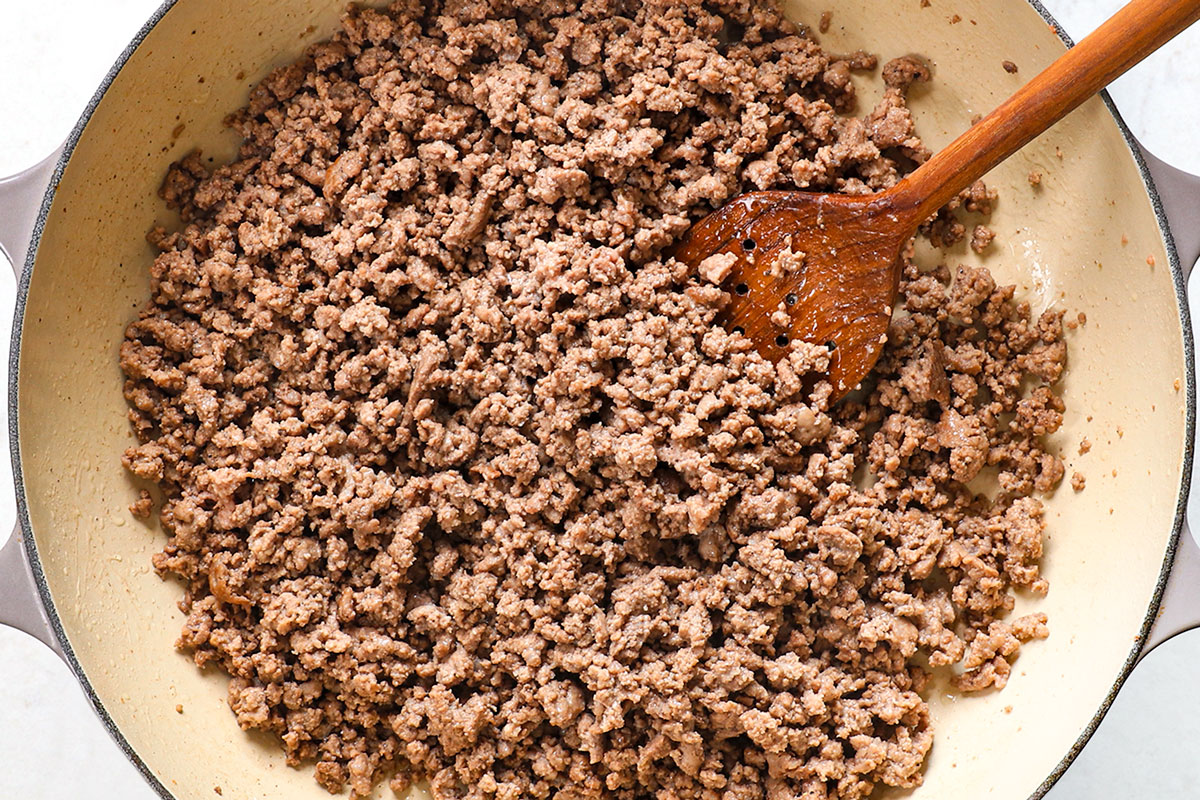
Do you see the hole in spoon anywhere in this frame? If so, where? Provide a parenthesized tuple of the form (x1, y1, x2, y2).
(785, 293, 797, 306)
(742, 238, 756, 251)
(825, 340, 837, 351)
(775, 334, 790, 347)
(732, 326, 745, 335)
(734, 283, 749, 296)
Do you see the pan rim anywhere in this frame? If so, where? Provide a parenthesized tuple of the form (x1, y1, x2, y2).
(6, 1, 1195, 799)
(1019, 2, 1198, 797)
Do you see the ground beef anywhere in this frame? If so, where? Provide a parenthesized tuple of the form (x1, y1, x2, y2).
(129, 488, 154, 519)
(971, 224, 995, 254)
(881, 54, 931, 91)
(120, 2, 1067, 798)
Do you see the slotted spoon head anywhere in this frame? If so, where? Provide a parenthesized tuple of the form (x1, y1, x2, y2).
(672, 189, 913, 398)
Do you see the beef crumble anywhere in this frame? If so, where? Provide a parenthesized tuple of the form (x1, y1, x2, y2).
(120, 1, 1066, 798)
(971, 224, 996, 254)
(129, 488, 154, 519)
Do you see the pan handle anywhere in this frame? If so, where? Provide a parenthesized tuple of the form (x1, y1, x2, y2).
(0, 148, 63, 276)
(0, 149, 67, 657)
(0, 524, 62, 656)
(1143, 520, 1200, 656)
(1139, 144, 1200, 276)
(1138, 143, 1200, 657)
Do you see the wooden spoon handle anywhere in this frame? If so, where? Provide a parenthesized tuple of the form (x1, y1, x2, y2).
(893, 0, 1200, 221)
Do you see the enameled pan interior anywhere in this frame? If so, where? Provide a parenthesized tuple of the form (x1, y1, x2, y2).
(13, 1, 1189, 798)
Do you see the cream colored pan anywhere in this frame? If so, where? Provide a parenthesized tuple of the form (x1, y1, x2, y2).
(0, 1, 1199, 798)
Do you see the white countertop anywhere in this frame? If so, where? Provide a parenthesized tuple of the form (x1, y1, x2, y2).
(1, 1, 1199, 797)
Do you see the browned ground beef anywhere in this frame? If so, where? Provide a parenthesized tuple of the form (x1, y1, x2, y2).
(120, 1, 1066, 798)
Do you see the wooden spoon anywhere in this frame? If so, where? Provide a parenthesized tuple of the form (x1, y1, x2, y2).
(672, 0, 1200, 398)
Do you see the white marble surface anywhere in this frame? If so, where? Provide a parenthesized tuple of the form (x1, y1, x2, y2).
(1, 1, 1199, 797)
